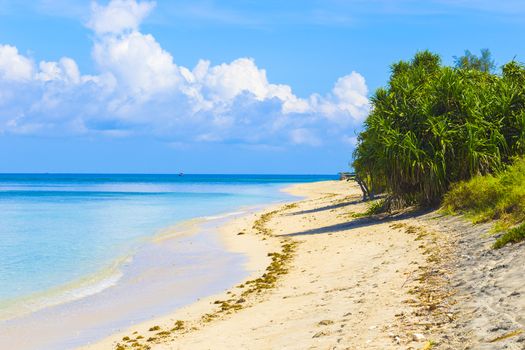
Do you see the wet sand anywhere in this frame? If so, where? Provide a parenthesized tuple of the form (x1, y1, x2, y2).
(0, 212, 266, 349)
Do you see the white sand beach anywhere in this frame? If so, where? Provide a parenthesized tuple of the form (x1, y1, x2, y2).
(84, 180, 442, 349)
(3, 180, 522, 349)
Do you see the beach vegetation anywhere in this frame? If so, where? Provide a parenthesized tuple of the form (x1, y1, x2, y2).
(349, 198, 388, 218)
(353, 50, 525, 210)
(252, 210, 278, 236)
(454, 48, 496, 73)
(148, 325, 160, 331)
(365, 198, 387, 215)
(493, 223, 525, 249)
(443, 157, 525, 247)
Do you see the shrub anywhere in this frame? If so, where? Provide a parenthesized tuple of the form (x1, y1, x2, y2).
(365, 199, 387, 215)
(493, 223, 525, 249)
(443, 158, 525, 247)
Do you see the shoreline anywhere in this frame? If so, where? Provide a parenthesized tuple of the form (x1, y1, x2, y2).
(0, 187, 299, 350)
(13, 179, 517, 349)
(81, 186, 304, 350)
(84, 180, 434, 349)
(0, 206, 263, 323)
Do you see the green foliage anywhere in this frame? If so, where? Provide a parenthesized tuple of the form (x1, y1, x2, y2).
(443, 157, 525, 226)
(441, 174, 505, 222)
(493, 223, 525, 249)
(353, 50, 525, 206)
(454, 49, 496, 73)
(443, 158, 525, 248)
(365, 198, 386, 215)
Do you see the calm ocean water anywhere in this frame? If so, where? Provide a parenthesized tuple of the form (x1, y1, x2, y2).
(0, 174, 335, 313)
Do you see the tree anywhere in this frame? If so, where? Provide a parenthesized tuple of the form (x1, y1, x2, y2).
(353, 51, 525, 207)
(453, 49, 496, 73)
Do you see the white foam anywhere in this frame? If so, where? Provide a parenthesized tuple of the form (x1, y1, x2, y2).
(0, 265, 124, 322)
(203, 211, 246, 221)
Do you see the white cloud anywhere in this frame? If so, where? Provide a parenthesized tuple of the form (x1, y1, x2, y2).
(332, 73, 368, 107)
(325, 72, 370, 122)
(290, 128, 322, 146)
(197, 58, 272, 101)
(0, 45, 34, 81)
(181, 58, 314, 115)
(87, 0, 156, 35)
(37, 57, 81, 84)
(93, 31, 180, 97)
(0, 0, 370, 147)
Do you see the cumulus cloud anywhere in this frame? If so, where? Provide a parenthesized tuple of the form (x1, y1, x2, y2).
(0, 0, 370, 146)
(36, 57, 82, 84)
(87, 0, 156, 35)
(0, 45, 34, 81)
(92, 31, 181, 97)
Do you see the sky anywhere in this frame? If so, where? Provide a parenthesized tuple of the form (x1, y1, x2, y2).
(0, 0, 524, 174)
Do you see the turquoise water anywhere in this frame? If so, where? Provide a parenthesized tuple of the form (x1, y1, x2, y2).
(0, 174, 335, 310)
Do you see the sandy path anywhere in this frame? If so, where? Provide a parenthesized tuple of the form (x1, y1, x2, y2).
(87, 180, 437, 350)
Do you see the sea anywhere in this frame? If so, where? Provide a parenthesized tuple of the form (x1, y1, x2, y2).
(0, 174, 335, 325)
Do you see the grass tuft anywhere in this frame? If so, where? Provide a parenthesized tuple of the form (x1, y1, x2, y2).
(365, 198, 386, 215)
(493, 223, 525, 249)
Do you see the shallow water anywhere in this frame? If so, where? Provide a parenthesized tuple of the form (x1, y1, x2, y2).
(0, 214, 257, 349)
(0, 174, 335, 327)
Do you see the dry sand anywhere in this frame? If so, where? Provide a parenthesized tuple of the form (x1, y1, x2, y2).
(83, 180, 525, 350)
(84, 181, 434, 349)
(417, 214, 525, 349)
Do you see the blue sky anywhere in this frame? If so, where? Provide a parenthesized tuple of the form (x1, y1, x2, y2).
(0, 0, 524, 174)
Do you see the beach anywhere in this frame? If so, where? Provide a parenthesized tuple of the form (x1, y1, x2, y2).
(4, 179, 524, 349)
(0, 174, 333, 349)
(3, 1, 524, 349)
(81, 180, 441, 349)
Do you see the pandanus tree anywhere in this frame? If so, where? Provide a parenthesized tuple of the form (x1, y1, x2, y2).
(353, 50, 525, 207)
(453, 49, 496, 73)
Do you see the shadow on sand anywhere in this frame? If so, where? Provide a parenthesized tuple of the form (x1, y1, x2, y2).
(286, 194, 388, 217)
(282, 207, 436, 237)
(286, 198, 363, 216)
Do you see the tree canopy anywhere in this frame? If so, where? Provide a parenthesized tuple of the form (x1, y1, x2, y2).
(353, 50, 525, 207)
(453, 49, 496, 73)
